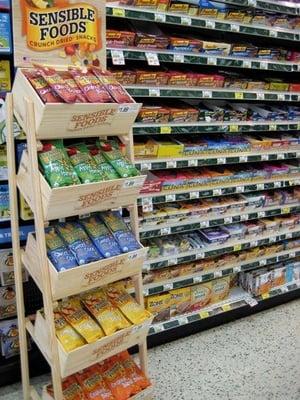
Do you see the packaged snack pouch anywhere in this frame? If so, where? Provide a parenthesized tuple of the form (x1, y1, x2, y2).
(105, 283, 152, 325)
(67, 144, 104, 184)
(76, 365, 115, 400)
(210, 277, 230, 304)
(118, 351, 150, 391)
(54, 310, 85, 352)
(80, 216, 121, 258)
(45, 227, 78, 271)
(56, 222, 101, 265)
(47, 376, 85, 400)
(100, 211, 140, 253)
(81, 290, 130, 336)
(0, 286, 16, 319)
(100, 143, 139, 178)
(23, 70, 61, 103)
(60, 297, 104, 343)
(59, 71, 88, 103)
(90, 149, 120, 180)
(69, 68, 113, 103)
(39, 141, 80, 188)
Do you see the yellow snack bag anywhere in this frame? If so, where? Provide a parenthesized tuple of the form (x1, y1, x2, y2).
(54, 310, 85, 352)
(59, 297, 104, 343)
(105, 284, 152, 325)
(81, 290, 131, 336)
(211, 277, 230, 304)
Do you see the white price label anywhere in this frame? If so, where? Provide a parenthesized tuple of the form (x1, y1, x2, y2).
(196, 252, 205, 259)
(269, 30, 278, 38)
(166, 194, 176, 202)
(251, 241, 258, 247)
(269, 236, 277, 243)
(260, 259, 267, 266)
(140, 162, 151, 171)
(236, 186, 245, 193)
(123, 179, 140, 188)
(290, 252, 296, 258)
(154, 324, 164, 333)
(278, 93, 285, 101)
(260, 61, 268, 70)
(203, 90, 212, 98)
(240, 155, 248, 163)
(217, 157, 226, 164)
(174, 53, 185, 63)
(193, 276, 202, 283)
(168, 258, 177, 266)
(240, 214, 248, 221)
(164, 283, 173, 291)
(161, 227, 171, 236)
(257, 183, 264, 190)
(142, 197, 153, 206)
(258, 211, 265, 218)
(146, 52, 160, 66)
(190, 191, 199, 199)
(277, 153, 285, 160)
(178, 316, 189, 325)
(269, 124, 277, 131)
(143, 264, 151, 272)
(166, 160, 177, 169)
(213, 188, 222, 196)
(247, 298, 258, 307)
(274, 181, 282, 188)
(286, 233, 292, 239)
(243, 60, 251, 68)
(149, 88, 160, 97)
(142, 204, 153, 213)
(200, 220, 209, 228)
(256, 93, 265, 101)
(207, 57, 217, 66)
(205, 20, 215, 29)
(248, 0, 257, 6)
(230, 24, 240, 32)
(215, 270, 222, 278)
(181, 16, 192, 25)
(188, 159, 198, 167)
(111, 49, 125, 65)
(281, 286, 289, 293)
(261, 154, 269, 161)
(224, 217, 233, 224)
(233, 266, 241, 273)
(155, 13, 166, 23)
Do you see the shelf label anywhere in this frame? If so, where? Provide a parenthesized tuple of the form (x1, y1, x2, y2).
(235, 92, 244, 100)
(188, 159, 198, 167)
(234, 244, 242, 252)
(194, 276, 202, 283)
(161, 227, 171, 236)
(224, 216, 233, 224)
(277, 153, 285, 160)
(181, 16, 192, 26)
(200, 220, 209, 228)
(277, 93, 285, 101)
(142, 197, 152, 206)
(178, 316, 189, 325)
(123, 179, 140, 188)
(259, 259, 267, 266)
(236, 186, 245, 193)
(230, 24, 240, 32)
(261, 154, 269, 161)
(233, 266, 241, 273)
(160, 126, 171, 134)
(240, 214, 248, 221)
(190, 191, 200, 199)
(247, 298, 258, 307)
(166, 160, 177, 169)
(258, 211, 265, 218)
(155, 13, 166, 23)
(142, 204, 153, 213)
(222, 304, 231, 312)
(199, 311, 210, 319)
(168, 258, 177, 266)
(251, 241, 258, 248)
(261, 292, 270, 300)
(290, 252, 296, 258)
(269, 124, 277, 131)
(269, 30, 278, 38)
(149, 88, 160, 97)
(140, 162, 151, 171)
(203, 90, 212, 98)
(239, 155, 248, 163)
(207, 57, 217, 66)
(256, 93, 265, 101)
(274, 181, 281, 188)
(230, 125, 239, 133)
(243, 60, 251, 68)
(196, 252, 205, 259)
(248, 0, 257, 6)
(215, 270, 223, 278)
(164, 283, 173, 291)
(146, 52, 160, 66)
(174, 53, 185, 63)
(111, 49, 125, 65)
(213, 188, 222, 196)
(118, 104, 139, 114)
(205, 20, 215, 29)
(260, 61, 268, 70)
(217, 157, 226, 164)
(269, 236, 277, 243)
(112, 8, 125, 17)
(285, 233, 292, 239)
(166, 194, 176, 202)
(257, 183, 264, 190)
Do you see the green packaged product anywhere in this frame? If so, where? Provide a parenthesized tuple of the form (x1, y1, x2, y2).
(91, 149, 120, 180)
(67, 144, 104, 184)
(101, 147, 139, 178)
(38, 140, 80, 188)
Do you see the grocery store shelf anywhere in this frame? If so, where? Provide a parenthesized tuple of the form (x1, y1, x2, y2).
(143, 224, 300, 271)
(133, 120, 300, 135)
(125, 85, 300, 102)
(142, 247, 300, 296)
(136, 148, 300, 172)
(139, 204, 300, 239)
(106, 3, 300, 42)
(216, 0, 300, 15)
(138, 175, 300, 208)
(107, 47, 300, 73)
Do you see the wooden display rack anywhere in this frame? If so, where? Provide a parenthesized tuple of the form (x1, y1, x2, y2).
(7, 74, 153, 400)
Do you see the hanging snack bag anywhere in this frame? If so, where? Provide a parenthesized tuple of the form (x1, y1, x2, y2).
(60, 297, 104, 343)
(69, 68, 113, 103)
(100, 211, 140, 253)
(56, 222, 101, 265)
(47, 376, 86, 400)
(80, 216, 121, 258)
(81, 289, 130, 336)
(90, 148, 120, 180)
(118, 351, 150, 391)
(91, 67, 134, 104)
(76, 365, 115, 400)
(59, 71, 88, 103)
(67, 144, 104, 184)
(39, 141, 80, 188)
(54, 310, 85, 352)
(105, 283, 152, 325)
(23, 70, 61, 103)
(45, 227, 78, 271)
(100, 142, 139, 178)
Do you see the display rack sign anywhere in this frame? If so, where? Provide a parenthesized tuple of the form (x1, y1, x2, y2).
(13, 0, 106, 67)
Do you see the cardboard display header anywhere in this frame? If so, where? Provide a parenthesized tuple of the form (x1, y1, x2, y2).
(13, 0, 106, 68)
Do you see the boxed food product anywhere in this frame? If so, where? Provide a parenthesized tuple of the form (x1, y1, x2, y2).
(0, 286, 16, 319)
(200, 227, 230, 244)
(140, 171, 162, 194)
(197, 74, 225, 88)
(137, 105, 170, 124)
(135, 70, 169, 86)
(210, 276, 230, 303)
(230, 44, 257, 58)
(0, 60, 10, 92)
(106, 29, 136, 47)
(189, 282, 212, 311)
(201, 41, 231, 56)
(131, 21, 169, 49)
(169, 37, 203, 52)
(150, 138, 184, 158)
(169, 287, 191, 316)
(223, 223, 247, 240)
(146, 293, 171, 323)
(110, 69, 137, 85)
(0, 184, 9, 220)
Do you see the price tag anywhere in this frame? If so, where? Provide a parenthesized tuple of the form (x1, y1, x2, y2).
(259, 259, 267, 266)
(258, 211, 265, 218)
(140, 162, 151, 171)
(161, 227, 171, 236)
(233, 266, 241, 273)
(217, 157, 226, 164)
(248, 0, 257, 6)
(160, 126, 171, 134)
(178, 316, 189, 325)
(142, 204, 153, 213)
(251, 241, 258, 248)
(196, 252, 205, 259)
(260, 61, 268, 70)
(290, 252, 296, 258)
(269, 124, 277, 131)
(257, 183, 264, 190)
(261, 154, 269, 161)
(261, 292, 270, 300)
(297, 125, 300, 132)
(243, 60, 251, 69)
(181, 16, 192, 26)
(240, 214, 248, 221)
(278, 93, 285, 101)
(205, 20, 215, 29)
(230, 24, 240, 32)
(112, 8, 125, 17)
(235, 92, 244, 100)
(277, 153, 285, 160)
(142, 197, 153, 207)
(146, 52, 160, 66)
(149, 88, 160, 97)
(256, 93, 264, 100)
(154, 324, 164, 333)
(239, 155, 248, 163)
(236, 186, 245, 193)
(188, 159, 198, 167)
(199, 311, 210, 319)
(230, 125, 239, 133)
(200, 220, 209, 228)
(281, 207, 291, 216)
(286, 233, 292, 239)
(203, 90, 212, 98)
(111, 49, 125, 65)
(166, 194, 176, 202)
(234, 244, 242, 252)
(215, 270, 223, 278)
(168, 258, 177, 266)
(281, 286, 289, 293)
(224, 216, 233, 224)
(143, 264, 151, 272)
(207, 57, 217, 66)
(274, 181, 281, 188)
(190, 191, 199, 199)
(155, 13, 166, 23)
(269, 30, 277, 38)
(194, 276, 203, 283)
(118, 104, 139, 113)
(269, 236, 277, 243)
(174, 53, 185, 63)
(166, 160, 177, 169)
(213, 188, 222, 196)
(222, 304, 231, 312)
(164, 283, 173, 291)
(247, 298, 258, 307)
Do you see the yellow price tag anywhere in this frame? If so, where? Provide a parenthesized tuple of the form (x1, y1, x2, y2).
(234, 244, 242, 252)
(199, 311, 210, 319)
(160, 126, 172, 134)
(235, 92, 244, 100)
(222, 304, 231, 312)
(157, 3, 167, 10)
(297, 123, 300, 130)
(113, 8, 125, 17)
(282, 207, 290, 214)
(261, 292, 270, 300)
(229, 125, 239, 133)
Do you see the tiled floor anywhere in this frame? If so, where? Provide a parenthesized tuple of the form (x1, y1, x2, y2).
(0, 300, 299, 400)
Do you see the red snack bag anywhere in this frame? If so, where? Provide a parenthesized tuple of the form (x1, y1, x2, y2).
(76, 365, 115, 400)
(118, 351, 150, 391)
(23, 70, 61, 103)
(59, 72, 88, 103)
(69, 68, 113, 103)
(35, 65, 77, 103)
(91, 67, 133, 104)
(46, 376, 86, 400)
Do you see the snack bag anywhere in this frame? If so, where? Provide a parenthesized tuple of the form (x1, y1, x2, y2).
(80, 216, 121, 258)
(59, 71, 88, 103)
(105, 283, 152, 325)
(100, 143, 139, 178)
(90, 149, 120, 180)
(47, 376, 85, 400)
(81, 290, 130, 336)
(45, 227, 78, 271)
(54, 310, 85, 352)
(59, 297, 104, 343)
(56, 222, 101, 265)
(39, 141, 80, 188)
(23, 70, 61, 103)
(67, 144, 104, 184)
(69, 68, 113, 103)
(100, 211, 140, 253)
(76, 365, 115, 400)
(118, 351, 150, 391)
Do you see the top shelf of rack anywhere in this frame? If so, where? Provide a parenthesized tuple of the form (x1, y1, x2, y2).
(215, 0, 300, 16)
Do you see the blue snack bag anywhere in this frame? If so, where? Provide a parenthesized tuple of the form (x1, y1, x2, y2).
(80, 216, 121, 258)
(45, 227, 78, 271)
(55, 222, 100, 265)
(100, 211, 141, 253)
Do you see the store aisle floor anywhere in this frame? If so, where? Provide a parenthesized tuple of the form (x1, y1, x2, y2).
(0, 300, 299, 400)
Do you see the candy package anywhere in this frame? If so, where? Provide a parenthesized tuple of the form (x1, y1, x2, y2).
(59, 71, 88, 103)
(90, 149, 120, 180)
(0, 319, 20, 359)
(23, 70, 61, 103)
(100, 143, 139, 178)
(54, 310, 85, 352)
(118, 351, 150, 391)
(0, 286, 16, 319)
(76, 365, 115, 400)
(47, 376, 85, 400)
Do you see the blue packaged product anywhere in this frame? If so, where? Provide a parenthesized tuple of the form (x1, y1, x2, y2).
(56, 222, 100, 265)
(0, 14, 11, 53)
(100, 211, 140, 253)
(45, 227, 78, 271)
(80, 216, 121, 258)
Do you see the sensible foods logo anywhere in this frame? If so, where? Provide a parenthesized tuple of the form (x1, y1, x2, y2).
(25, 3, 99, 51)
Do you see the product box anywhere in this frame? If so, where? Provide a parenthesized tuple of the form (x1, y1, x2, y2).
(0, 319, 21, 359)
(0, 286, 16, 319)
(146, 293, 171, 323)
(110, 69, 137, 85)
(134, 137, 159, 158)
(137, 105, 170, 124)
(170, 287, 191, 316)
(0, 144, 7, 180)
(106, 29, 136, 47)
(0, 60, 10, 92)
(136, 70, 169, 86)
(189, 282, 212, 311)
(0, 249, 28, 286)
(0, 13, 11, 53)
(0, 184, 9, 221)
(210, 276, 230, 304)
(151, 138, 184, 158)
(168, 37, 203, 53)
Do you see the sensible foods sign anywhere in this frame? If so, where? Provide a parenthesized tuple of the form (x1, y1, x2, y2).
(13, 0, 106, 67)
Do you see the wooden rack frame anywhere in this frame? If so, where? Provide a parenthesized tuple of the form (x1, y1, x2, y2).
(6, 88, 153, 400)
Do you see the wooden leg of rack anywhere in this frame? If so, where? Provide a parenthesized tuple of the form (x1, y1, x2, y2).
(6, 93, 31, 400)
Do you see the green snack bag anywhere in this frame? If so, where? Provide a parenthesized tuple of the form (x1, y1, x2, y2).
(91, 149, 120, 180)
(67, 144, 105, 184)
(39, 140, 80, 188)
(100, 143, 139, 178)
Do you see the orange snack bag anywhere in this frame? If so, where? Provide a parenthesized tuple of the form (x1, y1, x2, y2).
(47, 376, 86, 400)
(76, 365, 115, 400)
(118, 351, 150, 391)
